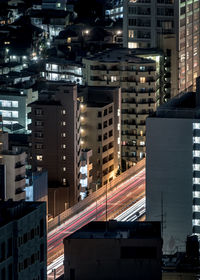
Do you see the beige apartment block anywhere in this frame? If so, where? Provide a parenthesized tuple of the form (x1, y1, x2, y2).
(79, 86, 121, 187)
(0, 151, 26, 201)
(83, 49, 159, 168)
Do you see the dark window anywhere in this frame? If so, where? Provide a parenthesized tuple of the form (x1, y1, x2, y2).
(109, 118, 113, 125)
(1, 242, 5, 261)
(1, 268, 5, 279)
(109, 130, 113, 137)
(7, 238, 12, 257)
(98, 147, 100, 153)
(103, 121, 107, 128)
(70, 269, 75, 280)
(40, 244, 44, 262)
(40, 268, 44, 279)
(97, 111, 102, 118)
(104, 109, 107, 116)
(24, 258, 28, 269)
(31, 254, 35, 264)
(98, 123, 102, 129)
(98, 135, 102, 142)
(109, 106, 113, 113)
(23, 233, 28, 244)
(8, 263, 12, 280)
(120, 246, 157, 259)
(31, 229, 34, 239)
(40, 219, 44, 238)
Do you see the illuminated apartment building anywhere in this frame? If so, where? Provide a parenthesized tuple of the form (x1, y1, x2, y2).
(43, 58, 83, 85)
(0, 87, 38, 133)
(83, 49, 160, 167)
(79, 87, 121, 186)
(105, 0, 123, 20)
(42, 0, 67, 10)
(29, 82, 81, 211)
(123, 0, 200, 93)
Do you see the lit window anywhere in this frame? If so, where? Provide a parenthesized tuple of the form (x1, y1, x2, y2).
(63, 167, 66, 171)
(140, 152, 145, 159)
(57, 2, 61, 8)
(0, 100, 11, 107)
(192, 219, 200, 226)
(62, 133, 66, 137)
(193, 137, 200, 144)
(63, 178, 66, 185)
(62, 144, 66, 149)
(140, 141, 145, 146)
(118, 123, 120, 130)
(128, 30, 135, 38)
(128, 42, 138, 49)
(12, 101, 18, 107)
(117, 109, 120, 117)
(140, 66, 145, 71)
(63, 156, 66, 160)
(193, 164, 200, 171)
(52, 64, 58, 71)
(193, 191, 200, 198)
(140, 77, 146, 83)
(193, 123, 200, 129)
(111, 76, 117, 82)
(193, 178, 200, 184)
(12, 111, 18, 118)
(193, 150, 200, 157)
(62, 110, 66, 115)
(36, 155, 43, 161)
(62, 121, 66, 126)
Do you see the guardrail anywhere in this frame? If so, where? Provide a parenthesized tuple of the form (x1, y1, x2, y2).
(48, 158, 145, 232)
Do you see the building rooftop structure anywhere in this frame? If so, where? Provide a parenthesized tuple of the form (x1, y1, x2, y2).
(85, 48, 156, 63)
(0, 200, 45, 227)
(67, 220, 161, 239)
(154, 91, 200, 119)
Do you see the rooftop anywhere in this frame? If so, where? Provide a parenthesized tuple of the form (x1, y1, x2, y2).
(65, 220, 161, 240)
(154, 91, 200, 119)
(83, 48, 158, 64)
(0, 200, 45, 227)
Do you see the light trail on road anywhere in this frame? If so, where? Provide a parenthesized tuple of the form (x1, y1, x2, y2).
(47, 168, 145, 278)
(115, 197, 146, 222)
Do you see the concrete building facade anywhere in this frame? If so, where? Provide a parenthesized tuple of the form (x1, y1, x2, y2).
(64, 220, 162, 280)
(0, 151, 26, 201)
(146, 87, 200, 253)
(29, 82, 81, 210)
(0, 200, 47, 280)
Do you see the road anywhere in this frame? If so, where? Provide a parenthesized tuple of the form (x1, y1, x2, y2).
(47, 168, 145, 279)
(115, 197, 146, 222)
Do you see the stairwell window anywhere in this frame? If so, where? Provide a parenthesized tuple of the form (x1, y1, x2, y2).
(140, 77, 146, 83)
(111, 76, 117, 82)
(36, 155, 43, 161)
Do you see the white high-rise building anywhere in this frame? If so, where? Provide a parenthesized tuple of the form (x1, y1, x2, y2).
(146, 81, 200, 253)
